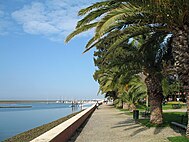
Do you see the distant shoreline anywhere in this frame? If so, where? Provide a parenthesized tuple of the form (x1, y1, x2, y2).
(0, 100, 99, 104)
(0, 106, 32, 108)
(0, 100, 58, 104)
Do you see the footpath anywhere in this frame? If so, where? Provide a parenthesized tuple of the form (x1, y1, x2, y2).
(72, 104, 181, 142)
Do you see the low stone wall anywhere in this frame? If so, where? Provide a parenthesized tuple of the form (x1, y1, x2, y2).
(30, 104, 96, 142)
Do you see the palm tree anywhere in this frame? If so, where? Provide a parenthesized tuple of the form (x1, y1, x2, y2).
(68, 6, 167, 124)
(132, 35, 167, 124)
(94, 33, 166, 124)
(105, 91, 118, 101)
(93, 38, 142, 108)
(65, 0, 189, 129)
(121, 76, 147, 111)
(136, 1, 189, 132)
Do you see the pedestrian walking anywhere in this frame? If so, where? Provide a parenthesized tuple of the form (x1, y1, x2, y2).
(96, 101, 99, 109)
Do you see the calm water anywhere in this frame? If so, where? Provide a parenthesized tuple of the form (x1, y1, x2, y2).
(0, 103, 87, 141)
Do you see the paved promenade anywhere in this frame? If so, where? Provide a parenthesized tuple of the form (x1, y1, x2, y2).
(73, 104, 181, 142)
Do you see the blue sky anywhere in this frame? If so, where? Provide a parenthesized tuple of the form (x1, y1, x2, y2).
(0, 0, 103, 100)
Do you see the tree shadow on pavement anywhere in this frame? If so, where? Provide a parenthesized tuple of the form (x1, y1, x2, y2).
(117, 119, 135, 124)
(112, 123, 137, 128)
(130, 127, 149, 137)
(128, 125, 165, 137)
(112, 119, 170, 137)
(153, 127, 165, 135)
(124, 125, 142, 131)
(111, 119, 136, 129)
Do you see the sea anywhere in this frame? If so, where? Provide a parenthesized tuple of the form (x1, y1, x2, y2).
(0, 102, 90, 141)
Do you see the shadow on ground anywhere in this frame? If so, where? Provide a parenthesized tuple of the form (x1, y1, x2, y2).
(111, 119, 136, 128)
(111, 117, 179, 137)
(130, 127, 149, 137)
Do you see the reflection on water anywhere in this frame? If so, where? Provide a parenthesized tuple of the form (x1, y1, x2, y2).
(0, 103, 82, 141)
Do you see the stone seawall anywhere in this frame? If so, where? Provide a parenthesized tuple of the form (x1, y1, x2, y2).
(30, 104, 97, 142)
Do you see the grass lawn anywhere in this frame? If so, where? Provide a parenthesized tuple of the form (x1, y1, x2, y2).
(118, 104, 148, 115)
(118, 103, 187, 127)
(119, 102, 186, 114)
(168, 136, 189, 142)
(163, 104, 174, 110)
(138, 102, 187, 127)
(139, 112, 187, 127)
(163, 102, 186, 110)
(119, 108, 133, 115)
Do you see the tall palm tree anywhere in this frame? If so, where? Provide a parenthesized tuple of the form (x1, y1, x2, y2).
(66, 2, 167, 123)
(65, 0, 189, 130)
(94, 33, 166, 124)
(93, 37, 142, 108)
(135, 1, 189, 133)
(131, 35, 166, 124)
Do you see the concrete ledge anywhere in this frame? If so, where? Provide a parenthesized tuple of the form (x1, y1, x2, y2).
(30, 104, 96, 142)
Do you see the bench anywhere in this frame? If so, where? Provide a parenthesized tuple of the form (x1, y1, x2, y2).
(171, 122, 187, 129)
(140, 108, 150, 117)
(180, 112, 187, 124)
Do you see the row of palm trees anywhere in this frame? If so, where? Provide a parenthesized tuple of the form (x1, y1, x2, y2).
(65, 0, 189, 136)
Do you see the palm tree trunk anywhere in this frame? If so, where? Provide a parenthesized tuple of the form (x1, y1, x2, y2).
(145, 74, 163, 124)
(172, 25, 189, 137)
(186, 94, 189, 137)
(129, 104, 136, 112)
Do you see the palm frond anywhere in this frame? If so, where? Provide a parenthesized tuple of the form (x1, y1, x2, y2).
(83, 29, 120, 53)
(105, 25, 152, 56)
(78, 0, 127, 16)
(65, 22, 97, 43)
(78, 1, 110, 16)
(76, 8, 109, 28)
